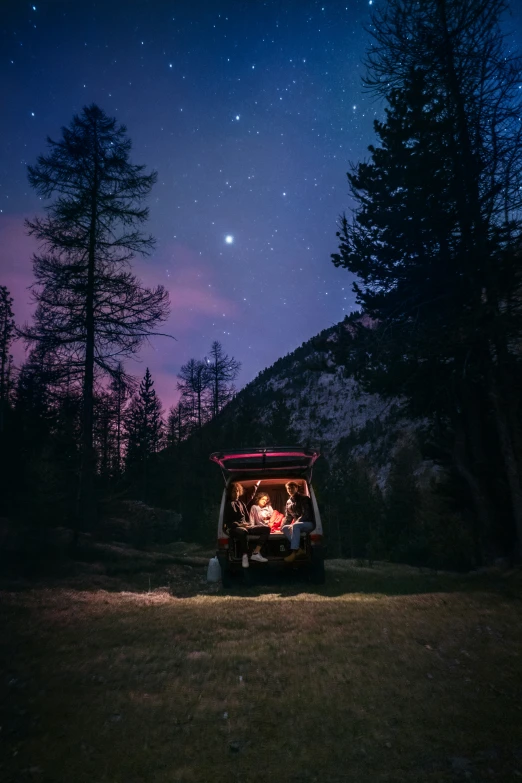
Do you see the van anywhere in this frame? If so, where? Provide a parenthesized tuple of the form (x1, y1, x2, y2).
(210, 447, 325, 586)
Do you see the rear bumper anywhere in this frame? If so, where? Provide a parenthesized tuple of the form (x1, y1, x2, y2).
(218, 544, 325, 568)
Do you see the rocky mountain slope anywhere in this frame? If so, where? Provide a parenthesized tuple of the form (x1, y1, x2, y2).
(218, 314, 415, 478)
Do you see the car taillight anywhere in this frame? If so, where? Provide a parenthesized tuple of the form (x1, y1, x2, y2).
(310, 534, 323, 545)
(217, 537, 229, 549)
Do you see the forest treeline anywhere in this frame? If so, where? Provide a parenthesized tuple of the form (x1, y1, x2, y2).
(0, 319, 240, 539)
(2, 0, 522, 569)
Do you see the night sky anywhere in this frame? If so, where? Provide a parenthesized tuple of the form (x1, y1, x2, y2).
(3, 0, 521, 408)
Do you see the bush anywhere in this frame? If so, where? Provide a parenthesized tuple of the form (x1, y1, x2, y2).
(97, 501, 182, 548)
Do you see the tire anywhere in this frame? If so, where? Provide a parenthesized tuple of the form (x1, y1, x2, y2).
(219, 557, 233, 588)
(309, 550, 325, 585)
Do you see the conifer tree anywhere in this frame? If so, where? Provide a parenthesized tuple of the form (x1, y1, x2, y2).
(0, 286, 15, 434)
(6, 349, 81, 524)
(94, 390, 116, 481)
(206, 341, 241, 418)
(124, 368, 164, 498)
(166, 402, 189, 446)
(124, 396, 143, 477)
(109, 362, 135, 475)
(228, 388, 264, 448)
(267, 397, 299, 445)
(138, 368, 164, 456)
(23, 104, 170, 529)
(332, 0, 522, 554)
(177, 358, 210, 431)
(385, 440, 421, 561)
(329, 448, 384, 561)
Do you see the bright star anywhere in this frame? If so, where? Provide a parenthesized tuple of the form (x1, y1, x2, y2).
(225, 235, 234, 244)
(235, 115, 240, 120)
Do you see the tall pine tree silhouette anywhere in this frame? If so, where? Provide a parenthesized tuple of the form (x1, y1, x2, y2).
(206, 341, 240, 418)
(177, 358, 211, 432)
(109, 362, 136, 476)
(0, 286, 15, 435)
(23, 105, 170, 533)
(125, 368, 164, 500)
(332, 0, 522, 556)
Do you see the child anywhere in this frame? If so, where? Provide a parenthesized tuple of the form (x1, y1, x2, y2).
(250, 492, 285, 532)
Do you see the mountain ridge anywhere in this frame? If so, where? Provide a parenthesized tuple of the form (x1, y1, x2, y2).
(214, 312, 415, 481)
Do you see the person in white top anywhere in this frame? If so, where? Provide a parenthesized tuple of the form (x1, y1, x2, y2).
(249, 491, 275, 526)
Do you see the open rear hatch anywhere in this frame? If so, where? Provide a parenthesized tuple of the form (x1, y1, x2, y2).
(210, 447, 320, 482)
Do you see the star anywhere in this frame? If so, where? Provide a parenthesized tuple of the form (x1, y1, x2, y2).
(4, 0, 381, 413)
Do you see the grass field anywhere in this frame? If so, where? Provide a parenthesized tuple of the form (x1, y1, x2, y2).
(1, 556, 522, 783)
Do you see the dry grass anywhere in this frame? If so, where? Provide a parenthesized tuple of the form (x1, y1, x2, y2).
(1, 562, 521, 783)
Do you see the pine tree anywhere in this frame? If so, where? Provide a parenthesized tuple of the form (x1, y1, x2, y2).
(329, 448, 384, 561)
(124, 396, 143, 477)
(23, 104, 170, 530)
(177, 358, 210, 431)
(385, 440, 421, 562)
(228, 388, 264, 448)
(109, 362, 135, 475)
(206, 341, 241, 418)
(124, 368, 164, 498)
(267, 397, 299, 445)
(94, 390, 116, 482)
(0, 286, 15, 435)
(139, 368, 164, 456)
(166, 402, 189, 447)
(5, 349, 82, 525)
(332, 0, 522, 554)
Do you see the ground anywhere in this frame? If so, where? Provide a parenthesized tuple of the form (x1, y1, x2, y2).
(1, 544, 521, 783)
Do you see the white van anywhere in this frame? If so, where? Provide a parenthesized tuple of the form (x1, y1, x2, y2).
(210, 447, 325, 586)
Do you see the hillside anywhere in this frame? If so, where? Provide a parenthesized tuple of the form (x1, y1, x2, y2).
(213, 313, 414, 477)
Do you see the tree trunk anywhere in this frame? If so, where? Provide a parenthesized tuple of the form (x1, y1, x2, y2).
(116, 383, 122, 475)
(452, 421, 488, 566)
(77, 142, 99, 536)
(488, 371, 522, 555)
(0, 313, 7, 435)
(197, 386, 203, 430)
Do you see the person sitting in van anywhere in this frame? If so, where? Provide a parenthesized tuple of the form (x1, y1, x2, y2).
(249, 491, 273, 526)
(224, 482, 270, 568)
(282, 481, 315, 563)
(250, 491, 285, 532)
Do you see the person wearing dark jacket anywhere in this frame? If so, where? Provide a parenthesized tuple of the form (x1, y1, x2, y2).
(282, 481, 315, 563)
(224, 482, 270, 568)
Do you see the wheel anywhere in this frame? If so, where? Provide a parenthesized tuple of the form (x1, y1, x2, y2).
(309, 550, 325, 585)
(219, 557, 233, 588)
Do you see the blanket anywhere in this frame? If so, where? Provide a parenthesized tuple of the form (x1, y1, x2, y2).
(269, 510, 285, 533)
